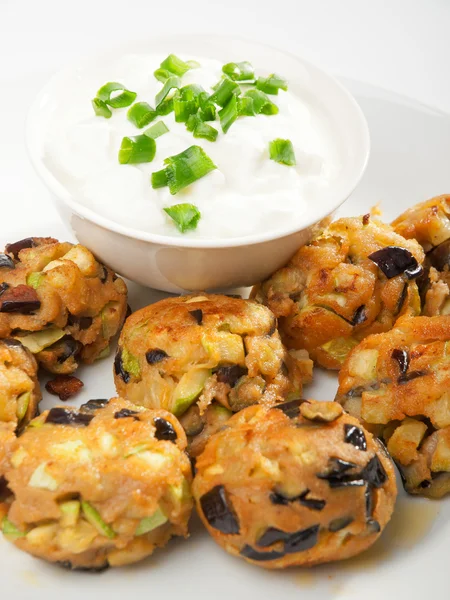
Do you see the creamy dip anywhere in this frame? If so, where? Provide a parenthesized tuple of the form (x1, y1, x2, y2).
(43, 53, 343, 239)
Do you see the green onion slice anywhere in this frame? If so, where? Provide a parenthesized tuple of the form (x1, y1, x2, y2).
(209, 78, 240, 107)
(160, 54, 194, 77)
(127, 102, 157, 128)
(198, 92, 216, 121)
(151, 145, 217, 195)
(97, 82, 137, 108)
(92, 98, 112, 118)
(173, 84, 204, 123)
(256, 73, 288, 95)
(222, 61, 254, 81)
(154, 68, 172, 83)
(244, 89, 279, 115)
(156, 98, 174, 116)
(269, 139, 296, 166)
(186, 113, 218, 142)
(151, 169, 169, 189)
(144, 121, 169, 139)
(164, 203, 201, 233)
(237, 96, 255, 116)
(118, 135, 156, 164)
(219, 94, 238, 133)
(155, 76, 181, 108)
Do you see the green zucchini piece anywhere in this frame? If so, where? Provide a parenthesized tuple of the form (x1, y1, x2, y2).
(172, 368, 210, 416)
(1, 517, 27, 539)
(16, 391, 31, 421)
(81, 501, 116, 539)
(135, 507, 168, 536)
(15, 328, 65, 354)
(26, 272, 44, 289)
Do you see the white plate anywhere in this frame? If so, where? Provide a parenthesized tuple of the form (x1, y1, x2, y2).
(2, 79, 450, 600)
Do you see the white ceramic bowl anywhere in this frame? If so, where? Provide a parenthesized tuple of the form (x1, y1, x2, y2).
(26, 35, 370, 293)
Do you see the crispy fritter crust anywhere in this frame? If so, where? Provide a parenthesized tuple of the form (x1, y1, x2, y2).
(252, 216, 424, 369)
(336, 315, 450, 498)
(114, 294, 312, 430)
(0, 237, 127, 373)
(2, 398, 193, 569)
(0, 339, 41, 431)
(193, 401, 396, 568)
(392, 195, 450, 316)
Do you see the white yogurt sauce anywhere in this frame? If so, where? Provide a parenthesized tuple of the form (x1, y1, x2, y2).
(43, 54, 342, 239)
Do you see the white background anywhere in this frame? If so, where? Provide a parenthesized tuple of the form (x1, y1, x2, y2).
(0, 0, 449, 239)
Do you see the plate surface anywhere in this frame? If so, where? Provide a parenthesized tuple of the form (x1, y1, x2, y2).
(2, 80, 450, 599)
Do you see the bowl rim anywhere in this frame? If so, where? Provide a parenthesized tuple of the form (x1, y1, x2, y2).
(26, 33, 370, 249)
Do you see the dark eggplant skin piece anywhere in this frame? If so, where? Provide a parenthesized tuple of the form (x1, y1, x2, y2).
(269, 489, 325, 511)
(215, 365, 248, 387)
(153, 417, 177, 442)
(240, 545, 285, 561)
(114, 409, 139, 420)
(0, 253, 15, 269)
(361, 455, 388, 488)
(427, 239, 450, 272)
(368, 246, 422, 280)
(365, 485, 374, 517)
(397, 370, 428, 384)
(351, 305, 367, 326)
(284, 525, 320, 554)
(273, 398, 305, 419)
(145, 348, 169, 364)
(257, 527, 289, 547)
(67, 314, 93, 330)
(0, 282, 9, 296)
(2, 337, 23, 347)
(189, 309, 203, 325)
(199, 485, 240, 535)
(317, 458, 365, 488)
(56, 560, 109, 573)
(80, 399, 110, 412)
(257, 525, 320, 554)
(391, 348, 409, 374)
(56, 337, 82, 364)
(5, 237, 36, 259)
(329, 517, 354, 532)
(45, 407, 94, 427)
(367, 519, 381, 533)
(99, 265, 108, 284)
(114, 348, 130, 383)
(394, 282, 408, 316)
(344, 424, 367, 451)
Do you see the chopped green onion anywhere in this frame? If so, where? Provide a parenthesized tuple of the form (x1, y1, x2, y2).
(160, 54, 193, 77)
(144, 121, 169, 139)
(179, 84, 204, 100)
(237, 96, 255, 116)
(155, 76, 181, 108)
(269, 139, 296, 166)
(152, 145, 217, 195)
(164, 203, 201, 233)
(118, 135, 156, 164)
(256, 73, 288, 95)
(219, 94, 238, 133)
(151, 169, 169, 189)
(154, 68, 171, 83)
(222, 61, 254, 81)
(156, 98, 174, 115)
(173, 85, 205, 122)
(127, 102, 157, 128)
(244, 89, 279, 115)
(92, 98, 112, 118)
(198, 92, 216, 121)
(96, 82, 137, 108)
(186, 113, 218, 142)
(209, 78, 240, 107)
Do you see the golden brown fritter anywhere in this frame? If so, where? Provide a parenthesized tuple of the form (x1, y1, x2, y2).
(253, 216, 424, 369)
(392, 195, 450, 316)
(336, 315, 450, 498)
(193, 401, 397, 569)
(0, 237, 127, 373)
(114, 294, 312, 445)
(0, 339, 41, 431)
(1, 398, 193, 570)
